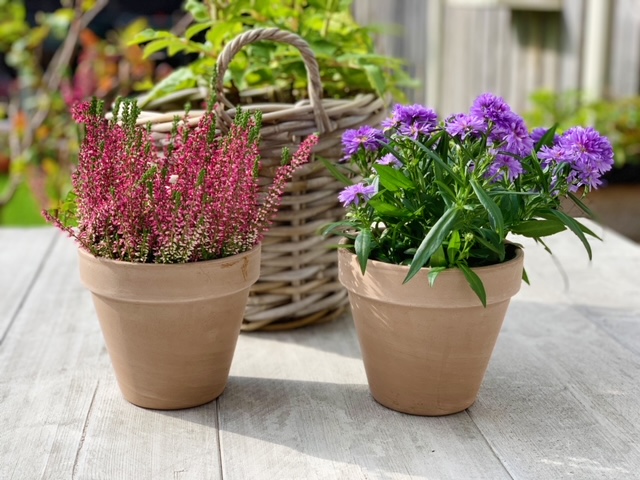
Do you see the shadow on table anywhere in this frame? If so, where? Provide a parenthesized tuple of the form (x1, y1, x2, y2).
(158, 375, 503, 478)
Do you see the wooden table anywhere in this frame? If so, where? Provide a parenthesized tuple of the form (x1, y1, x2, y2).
(2, 223, 640, 479)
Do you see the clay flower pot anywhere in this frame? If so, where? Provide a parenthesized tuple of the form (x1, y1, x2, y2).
(78, 246, 261, 410)
(338, 246, 524, 416)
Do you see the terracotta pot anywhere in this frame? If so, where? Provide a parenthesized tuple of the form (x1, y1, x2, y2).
(78, 246, 261, 410)
(338, 246, 523, 416)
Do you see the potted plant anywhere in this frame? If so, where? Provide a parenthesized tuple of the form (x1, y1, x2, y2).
(43, 95, 317, 410)
(124, 0, 417, 330)
(327, 93, 613, 416)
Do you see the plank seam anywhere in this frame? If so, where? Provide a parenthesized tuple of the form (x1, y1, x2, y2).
(215, 399, 224, 479)
(71, 380, 99, 480)
(465, 409, 516, 479)
(0, 231, 59, 347)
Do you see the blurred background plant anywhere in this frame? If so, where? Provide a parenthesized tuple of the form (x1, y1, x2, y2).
(0, 0, 415, 226)
(526, 90, 640, 178)
(129, 0, 417, 108)
(0, 0, 170, 225)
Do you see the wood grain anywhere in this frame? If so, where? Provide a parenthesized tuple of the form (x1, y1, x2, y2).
(219, 319, 513, 479)
(0, 233, 222, 480)
(3, 225, 640, 479)
(0, 228, 57, 343)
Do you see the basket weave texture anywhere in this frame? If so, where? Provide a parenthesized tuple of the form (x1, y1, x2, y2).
(137, 28, 387, 330)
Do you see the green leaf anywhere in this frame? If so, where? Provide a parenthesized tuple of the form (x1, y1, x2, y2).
(534, 124, 558, 150)
(362, 64, 386, 97)
(404, 206, 459, 284)
(458, 263, 487, 307)
(167, 39, 188, 57)
(431, 245, 447, 267)
(522, 267, 530, 285)
(473, 231, 505, 260)
(185, 22, 213, 40)
(136, 67, 198, 107)
(511, 219, 566, 237)
(567, 191, 596, 219)
(142, 39, 171, 58)
(185, 0, 210, 22)
(320, 220, 355, 237)
(355, 229, 372, 274)
(319, 157, 353, 186)
(407, 136, 464, 185)
(129, 28, 173, 45)
(470, 178, 505, 237)
(447, 230, 461, 264)
(367, 198, 410, 217)
(374, 164, 415, 192)
(549, 209, 594, 260)
(428, 266, 447, 287)
(434, 180, 457, 206)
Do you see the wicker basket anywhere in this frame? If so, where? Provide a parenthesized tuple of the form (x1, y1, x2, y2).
(137, 28, 387, 330)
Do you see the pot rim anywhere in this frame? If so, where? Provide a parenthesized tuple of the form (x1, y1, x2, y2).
(77, 243, 261, 269)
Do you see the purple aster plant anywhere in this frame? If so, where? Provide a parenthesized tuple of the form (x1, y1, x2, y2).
(383, 104, 438, 139)
(341, 126, 386, 159)
(530, 127, 560, 146)
(496, 114, 534, 157)
(328, 95, 613, 306)
(376, 153, 403, 169)
(539, 126, 614, 191)
(470, 93, 512, 130)
(487, 154, 525, 182)
(338, 183, 377, 207)
(445, 113, 484, 140)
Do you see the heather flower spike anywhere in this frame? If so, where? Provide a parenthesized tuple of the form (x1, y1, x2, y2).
(327, 93, 613, 306)
(44, 97, 318, 263)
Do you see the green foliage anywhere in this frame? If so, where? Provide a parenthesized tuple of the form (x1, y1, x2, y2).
(130, 0, 416, 106)
(0, 175, 46, 225)
(0, 0, 160, 225)
(526, 90, 640, 168)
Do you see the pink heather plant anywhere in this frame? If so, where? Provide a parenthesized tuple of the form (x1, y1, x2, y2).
(44, 98, 318, 263)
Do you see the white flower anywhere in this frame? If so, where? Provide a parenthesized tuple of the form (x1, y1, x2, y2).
(169, 174, 179, 185)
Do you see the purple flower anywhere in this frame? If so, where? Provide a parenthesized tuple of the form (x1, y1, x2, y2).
(376, 153, 403, 169)
(559, 126, 614, 173)
(445, 113, 485, 140)
(338, 183, 377, 207)
(470, 93, 512, 130)
(496, 114, 534, 157)
(383, 104, 438, 139)
(487, 154, 524, 182)
(381, 104, 403, 131)
(530, 127, 559, 146)
(538, 126, 613, 190)
(341, 126, 386, 158)
(538, 144, 570, 168)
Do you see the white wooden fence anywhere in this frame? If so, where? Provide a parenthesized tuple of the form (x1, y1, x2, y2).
(353, 0, 640, 116)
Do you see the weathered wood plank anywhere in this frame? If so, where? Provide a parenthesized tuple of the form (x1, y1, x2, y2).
(72, 377, 221, 480)
(0, 234, 221, 480)
(3, 223, 640, 479)
(0, 228, 57, 343)
(219, 318, 513, 480)
(472, 293, 640, 479)
(467, 226, 640, 479)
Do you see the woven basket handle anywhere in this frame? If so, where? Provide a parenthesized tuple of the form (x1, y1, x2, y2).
(216, 27, 332, 134)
